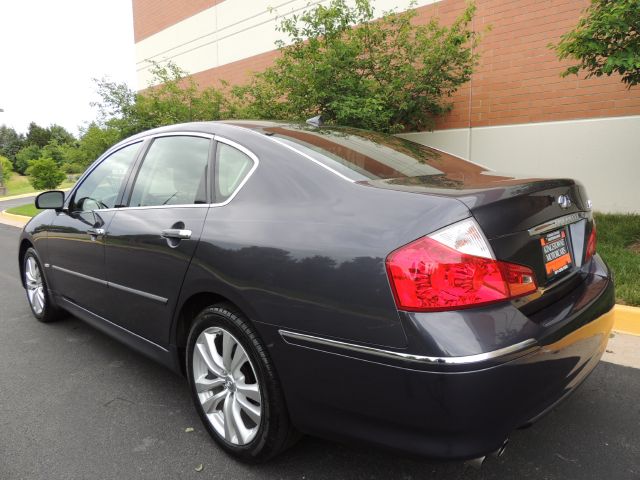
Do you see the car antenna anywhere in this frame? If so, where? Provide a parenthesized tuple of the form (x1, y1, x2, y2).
(306, 114, 323, 127)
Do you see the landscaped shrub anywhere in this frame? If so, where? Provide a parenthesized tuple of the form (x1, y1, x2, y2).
(26, 157, 66, 190)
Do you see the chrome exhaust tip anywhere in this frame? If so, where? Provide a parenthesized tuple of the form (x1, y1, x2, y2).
(491, 438, 509, 458)
(465, 439, 508, 469)
(464, 456, 486, 469)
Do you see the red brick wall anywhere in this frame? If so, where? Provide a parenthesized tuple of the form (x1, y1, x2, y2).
(132, 0, 225, 42)
(426, 0, 640, 129)
(189, 50, 281, 89)
(135, 0, 640, 129)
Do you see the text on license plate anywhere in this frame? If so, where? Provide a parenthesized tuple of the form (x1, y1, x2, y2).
(541, 229, 572, 277)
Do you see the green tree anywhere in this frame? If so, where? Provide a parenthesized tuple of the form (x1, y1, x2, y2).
(233, 0, 481, 132)
(0, 155, 13, 184)
(14, 144, 42, 175)
(91, 61, 230, 141)
(0, 125, 25, 161)
(41, 141, 66, 165)
(59, 143, 89, 173)
(25, 122, 52, 148)
(552, 0, 640, 87)
(26, 157, 66, 190)
(48, 124, 76, 145)
(78, 122, 121, 164)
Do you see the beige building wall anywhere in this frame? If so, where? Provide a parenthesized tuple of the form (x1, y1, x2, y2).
(400, 115, 640, 214)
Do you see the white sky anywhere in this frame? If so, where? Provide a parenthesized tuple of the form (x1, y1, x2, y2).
(0, 1, 137, 136)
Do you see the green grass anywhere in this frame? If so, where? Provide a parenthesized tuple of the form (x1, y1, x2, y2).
(1, 175, 76, 198)
(595, 213, 640, 307)
(5, 203, 41, 217)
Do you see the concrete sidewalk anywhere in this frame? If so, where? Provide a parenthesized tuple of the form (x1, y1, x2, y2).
(602, 331, 640, 369)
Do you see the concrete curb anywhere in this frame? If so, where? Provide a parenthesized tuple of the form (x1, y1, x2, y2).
(613, 305, 640, 337)
(0, 187, 71, 203)
(0, 210, 30, 228)
(0, 191, 45, 201)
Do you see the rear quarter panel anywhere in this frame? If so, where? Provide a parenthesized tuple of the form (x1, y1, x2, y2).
(177, 128, 471, 348)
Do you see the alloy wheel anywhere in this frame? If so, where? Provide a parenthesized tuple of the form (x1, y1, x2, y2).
(25, 256, 45, 315)
(192, 327, 262, 445)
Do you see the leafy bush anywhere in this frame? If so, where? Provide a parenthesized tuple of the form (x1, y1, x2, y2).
(232, 0, 481, 132)
(77, 123, 121, 165)
(0, 155, 13, 183)
(0, 125, 25, 161)
(26, 157, 66, 190)
(553, 0, 640, 87)
(92, 62, 231, 141)
(14, 144, 41, 175)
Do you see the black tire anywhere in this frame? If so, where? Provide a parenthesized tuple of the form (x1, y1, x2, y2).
(186, 303, 299, 463)
(22, 247, 64, 323)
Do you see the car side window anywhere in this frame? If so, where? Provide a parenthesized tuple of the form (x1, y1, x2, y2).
(72, 142, 140, 212)
(215, 142, 254, 203)
(129, 136, 210, 207)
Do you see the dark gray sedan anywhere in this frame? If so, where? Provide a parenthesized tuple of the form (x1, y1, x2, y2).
(19, 121, 614, 463)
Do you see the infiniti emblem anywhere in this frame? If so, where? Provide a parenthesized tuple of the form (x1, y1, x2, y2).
(557, 194, 572, 210)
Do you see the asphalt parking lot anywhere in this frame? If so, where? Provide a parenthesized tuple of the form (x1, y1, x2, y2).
(1, 221, 639, 480)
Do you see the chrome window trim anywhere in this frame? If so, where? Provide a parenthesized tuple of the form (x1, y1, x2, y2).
(51, 265, 168, 304)
(66, 138, 146, 210)
(528, 212, 590, 236)
(223, 123, 356, 184)
(94, 134, 258, 212)
(98, 204, 210, 212)
(147, 131, 214, 140)
(210, 136, 260, 207)
(279, 329, 538, 366)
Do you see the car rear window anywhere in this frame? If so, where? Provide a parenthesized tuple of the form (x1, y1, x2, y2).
(264, 125, 447, 181)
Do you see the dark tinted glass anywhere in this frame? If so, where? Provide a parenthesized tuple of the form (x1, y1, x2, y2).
(263, 126, 447, 181)
(73, 142, 140, 211)
(129, 136, 210, 207)
(215, 143, 254, 203)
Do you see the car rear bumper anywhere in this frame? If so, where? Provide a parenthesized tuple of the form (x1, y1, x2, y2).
(259, 255, 615, 459)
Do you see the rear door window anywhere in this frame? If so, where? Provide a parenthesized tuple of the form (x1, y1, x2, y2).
(129, 136, 210, 207)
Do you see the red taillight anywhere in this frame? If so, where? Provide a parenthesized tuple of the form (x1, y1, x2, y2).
(385, 236, 537, 312)
(585, 222, 597, 262)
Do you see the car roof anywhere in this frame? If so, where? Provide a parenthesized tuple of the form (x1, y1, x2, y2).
(121, 120, 310, 142)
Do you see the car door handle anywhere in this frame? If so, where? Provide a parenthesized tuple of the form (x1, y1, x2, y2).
(87, 227, 106, 237)
(161, 229, 192, 240)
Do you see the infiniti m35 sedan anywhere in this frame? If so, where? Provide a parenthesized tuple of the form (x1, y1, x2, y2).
(19, 121, 614, 463)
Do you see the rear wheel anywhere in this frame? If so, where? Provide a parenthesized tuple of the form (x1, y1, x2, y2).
(186, 304, 298, 462)
(23, 248, 63, 323)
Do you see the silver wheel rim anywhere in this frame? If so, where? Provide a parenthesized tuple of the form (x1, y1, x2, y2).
(193, 327, 262, 445)
(25, 256, 45, 315)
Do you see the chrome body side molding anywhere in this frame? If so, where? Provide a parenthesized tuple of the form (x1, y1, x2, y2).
(279, 329, 538, 367)
(51, 265, 168, 304)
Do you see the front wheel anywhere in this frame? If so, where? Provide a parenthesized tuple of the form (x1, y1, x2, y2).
(186, 304, 298, 462)
(23, 247, 63, 323)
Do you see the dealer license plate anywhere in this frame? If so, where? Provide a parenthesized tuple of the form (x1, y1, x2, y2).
(541, 228, 572, 277)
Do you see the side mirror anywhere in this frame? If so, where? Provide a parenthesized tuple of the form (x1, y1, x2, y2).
(35, 191, 65, 210)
